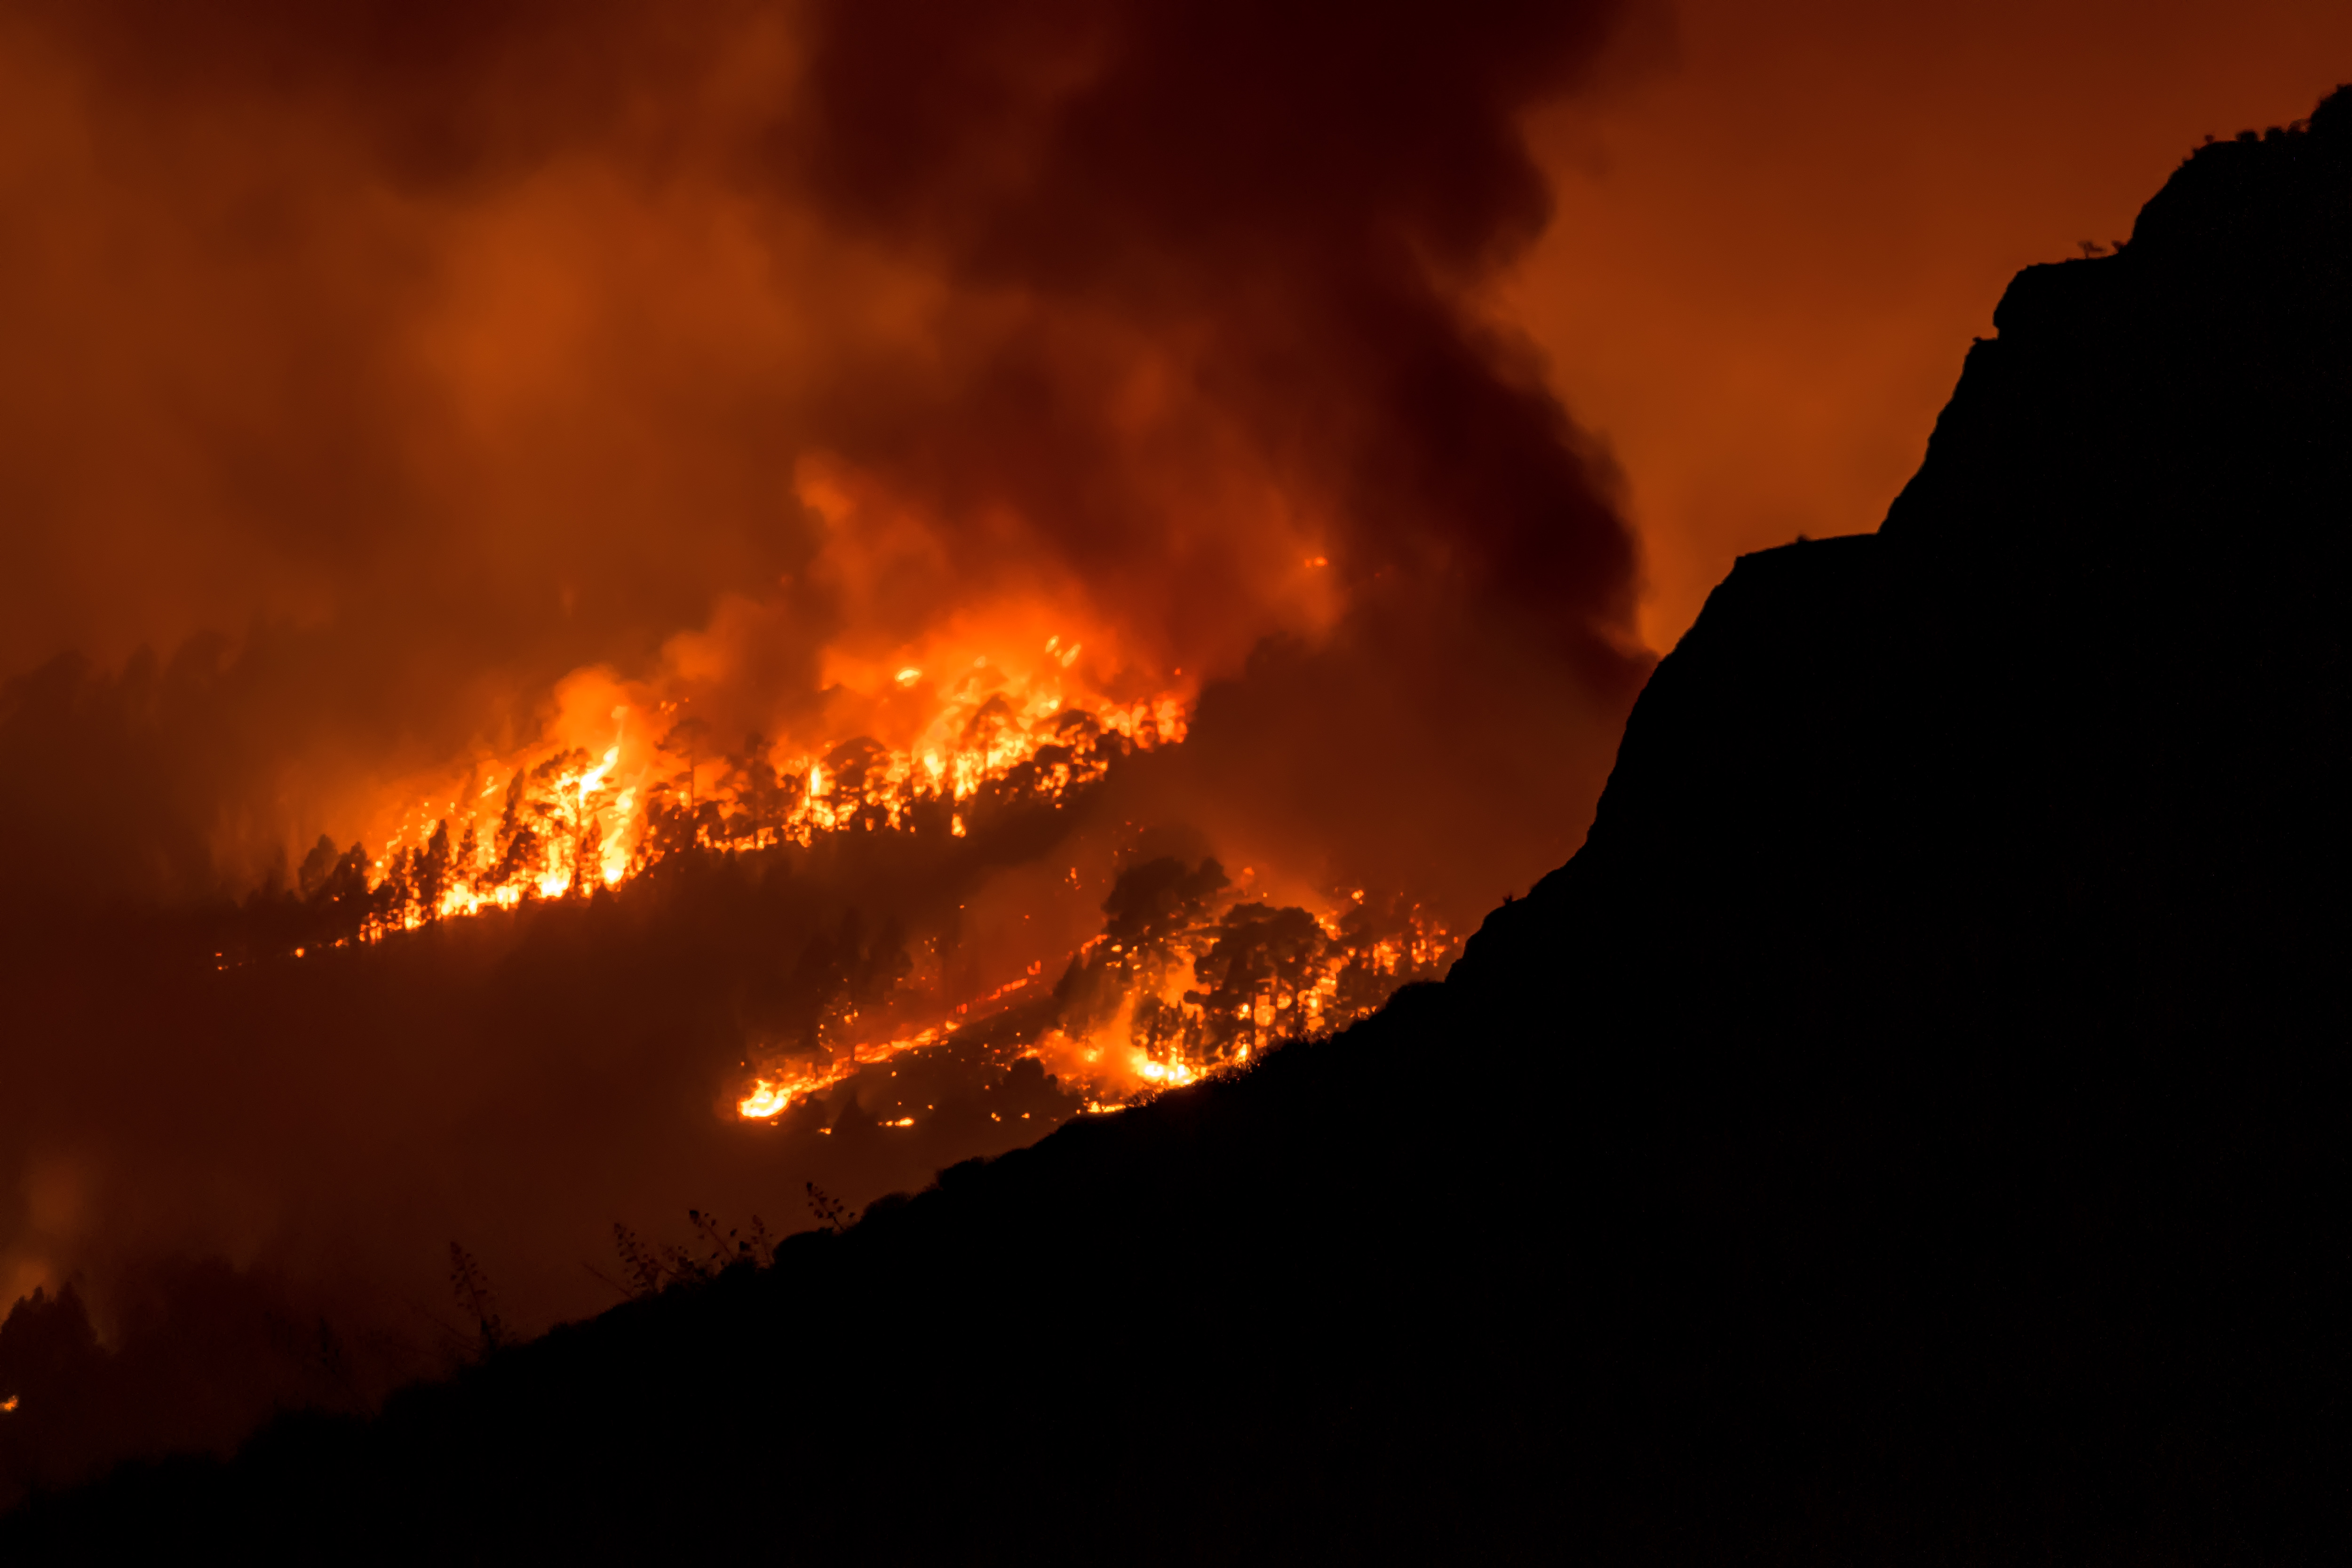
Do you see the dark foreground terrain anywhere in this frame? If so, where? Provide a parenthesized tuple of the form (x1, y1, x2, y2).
(8, 90, 2351, 1564)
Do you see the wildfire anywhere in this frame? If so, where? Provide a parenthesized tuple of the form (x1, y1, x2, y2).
(282, 632, 1189, 951)
(736, 1080, 795, 1119)
(258, 612, 1450, 1138)
(733, 875, 1454, 1125)
(735, 1023, 960, 1121)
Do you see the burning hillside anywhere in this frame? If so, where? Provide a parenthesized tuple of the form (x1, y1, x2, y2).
(272, 648, 1188, 943)
(233, 637, 1448, 1121)
(0, 0, 1659, 1511)
(734, 860, 1454, 1122)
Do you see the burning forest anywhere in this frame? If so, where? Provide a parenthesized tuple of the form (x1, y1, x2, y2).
(227, 645, 1450, 1122)
(0, 0, 1662, 1507)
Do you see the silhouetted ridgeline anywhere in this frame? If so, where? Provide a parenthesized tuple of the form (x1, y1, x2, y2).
(9, 89, 2352, 1564)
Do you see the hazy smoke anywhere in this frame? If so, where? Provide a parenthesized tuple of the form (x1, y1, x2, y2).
(0, 0, 1649, 904)
(0, 0, 1656, 1495)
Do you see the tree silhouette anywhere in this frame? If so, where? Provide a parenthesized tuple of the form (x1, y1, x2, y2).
(726, 733, 795, 849)
(1055, 856, 1231, 1040)
(657, 716, 712, 814)
(446, 1244, 504, 1357)
(411, 821, 453, 923)
(1191, 902, 1325, 1059)
(488, 771, 539, 896)
(295, 834, 339, 901)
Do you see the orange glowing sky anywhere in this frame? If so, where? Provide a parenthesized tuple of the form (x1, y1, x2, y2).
(1507, 0, 2352, 651)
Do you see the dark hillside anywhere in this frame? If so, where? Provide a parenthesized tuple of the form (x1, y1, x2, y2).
(9, 90, 2352, 1563)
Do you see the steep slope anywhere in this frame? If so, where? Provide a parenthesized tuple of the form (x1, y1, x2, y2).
(8, 91, 2352, 1565)
(1451, 89, 2352, 1558)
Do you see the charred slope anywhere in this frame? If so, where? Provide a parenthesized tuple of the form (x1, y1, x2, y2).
(9, 93, 2352, 1564)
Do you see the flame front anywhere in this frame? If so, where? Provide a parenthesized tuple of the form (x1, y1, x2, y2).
(298, 629, 1190, 944)
(272, 618, 1446, 1137)
(731, 884, 1452, 1125)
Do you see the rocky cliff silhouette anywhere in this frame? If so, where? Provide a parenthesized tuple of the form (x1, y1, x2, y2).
(8, 90, 2350, 1565)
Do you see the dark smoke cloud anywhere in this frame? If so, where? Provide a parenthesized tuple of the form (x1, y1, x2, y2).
(0, 0, 1648, 902)
(789, 0, 1643, 665)
(0, 0, 1654, 1492)
(775, 0, 1657, 912)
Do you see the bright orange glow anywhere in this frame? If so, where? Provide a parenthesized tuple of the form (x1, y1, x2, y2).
(736, 1080, 795, 1119)
(731, 887, 1452, 1123)
(315, 636, 1191, 947)
(734, 1024, 953, 1122)
(1510, 0, 2352, 653)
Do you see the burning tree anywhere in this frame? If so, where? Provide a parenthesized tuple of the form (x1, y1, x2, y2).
(1190, 903, 1328, 1061)
(218, 670, 1448, 1122)
(1054, 856, 1231, 1046)
(1043, 857, 1454, 1096)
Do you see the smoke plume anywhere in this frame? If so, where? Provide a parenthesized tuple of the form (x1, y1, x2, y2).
(0, 0, 1655, 1496)
(0, 0, 1649, 903)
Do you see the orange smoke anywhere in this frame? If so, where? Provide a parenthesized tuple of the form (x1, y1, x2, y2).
(0, 0, 1653, 924)
(1508, 0, 2352, 651)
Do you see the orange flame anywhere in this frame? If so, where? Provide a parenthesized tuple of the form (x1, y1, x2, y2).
(733, 894, 1453, 1124)
(320, 631, 1189, 946)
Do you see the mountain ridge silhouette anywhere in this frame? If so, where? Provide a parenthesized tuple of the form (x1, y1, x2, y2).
(7, 87, 2350, 1564)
